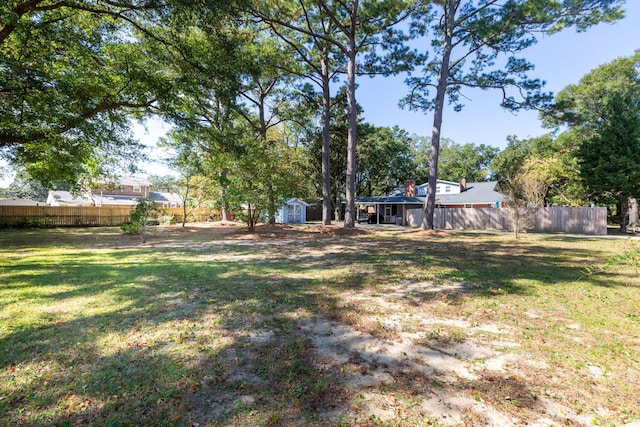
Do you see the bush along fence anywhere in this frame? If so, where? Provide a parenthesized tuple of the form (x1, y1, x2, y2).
(0, 206, 217, 228)
(406, 207, 608, 235)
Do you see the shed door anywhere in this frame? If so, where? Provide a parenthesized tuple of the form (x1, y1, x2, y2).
(287, 204, 303, 224)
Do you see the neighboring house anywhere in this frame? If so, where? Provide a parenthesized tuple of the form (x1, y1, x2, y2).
(0, 198, 45, 206)
(94, 176, 151, 198)
(432, 181, 506, 208)
(46, 177, 182, 208)
(356, 179, 507, 225)
(388, 179, 463, 197)
(276, 198, 309, 224)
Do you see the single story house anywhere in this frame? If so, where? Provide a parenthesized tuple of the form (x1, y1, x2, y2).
(356, 179, 507, 225)
(46, 177, 182, 208)
(47, 190, 182, 208)
(276, 198, 309, 224)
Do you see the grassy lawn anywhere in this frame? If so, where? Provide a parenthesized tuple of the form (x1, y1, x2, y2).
(0, 224, 639, 426)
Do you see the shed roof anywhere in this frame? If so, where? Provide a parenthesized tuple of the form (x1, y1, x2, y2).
(283, 198, 309, 206)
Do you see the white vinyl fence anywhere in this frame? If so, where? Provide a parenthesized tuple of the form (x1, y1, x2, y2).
(407, 207, 607, 235)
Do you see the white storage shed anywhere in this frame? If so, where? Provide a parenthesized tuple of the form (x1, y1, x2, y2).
(276, 198, 309, 224)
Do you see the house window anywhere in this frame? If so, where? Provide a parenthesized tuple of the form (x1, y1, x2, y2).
(445, 186, 451, 193)
(171, 203, 177, 208)
(163, 202, 169, 208)
(465, 203, 472, 208)
(436, 186, 441, 193)
(133, 185, 142, 193)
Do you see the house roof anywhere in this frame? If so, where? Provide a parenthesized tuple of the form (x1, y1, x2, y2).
(356, 196, 424, 205)
(357, 181, 506, 206)
(93, 194, 139, 206)
(150, 192, 182, 204)
(436, 181, 506, 205)
(47, 191, 93, 206)
(118, 176, 151, 187)
(0, 198, 44, 206)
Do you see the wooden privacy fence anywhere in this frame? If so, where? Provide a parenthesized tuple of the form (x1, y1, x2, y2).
(0, 206, 134, 227)
(0, 206, 218, 227)
(406, 207, 608, 235)
(162, 208, 218, 223)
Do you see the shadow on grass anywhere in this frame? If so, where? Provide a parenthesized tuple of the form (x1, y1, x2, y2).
(0, 278, 349, 425)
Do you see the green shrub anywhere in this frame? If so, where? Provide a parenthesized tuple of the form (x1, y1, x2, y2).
(23, 219, 48, 229)
(158, 215, 174, 226)
(121, 198, 158, 238)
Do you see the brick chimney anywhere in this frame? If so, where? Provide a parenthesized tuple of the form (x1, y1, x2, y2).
(405, 180, 416, 197)
(461, 178, 467, 191)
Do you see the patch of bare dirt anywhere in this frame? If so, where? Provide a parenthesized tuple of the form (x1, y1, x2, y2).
(303, 224, 373, 236)
(404, 228, 451, 237)
(290, 279, 602, 426)
(156, 221, 244, 235)
(249, 223, 373, 238)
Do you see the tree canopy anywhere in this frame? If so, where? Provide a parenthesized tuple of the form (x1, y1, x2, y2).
(0, 0, 180, 184)
(490, 134, 584, 207)
(547, 50, 640, 231)
(436, 139, 498, 183)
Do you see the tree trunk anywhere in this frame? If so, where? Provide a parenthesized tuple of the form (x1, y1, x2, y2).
(220, 169, 232, 222)
(629, 197, 638, 231)
(247, 204, 259, 232)
(421, 0, 456, 230)
(221, 202, 232, 222)
(321, 56, 332, 225)
(266, 180, 276, 225)
(620, 197, 629, 233)
(181, 187, 189, 228)
(344, 25, 358, 229)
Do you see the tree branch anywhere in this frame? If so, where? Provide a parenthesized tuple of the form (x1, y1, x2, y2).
(0, 98, 154, 146)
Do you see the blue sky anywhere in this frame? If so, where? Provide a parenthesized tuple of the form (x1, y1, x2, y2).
(356, 1, 640, 150)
